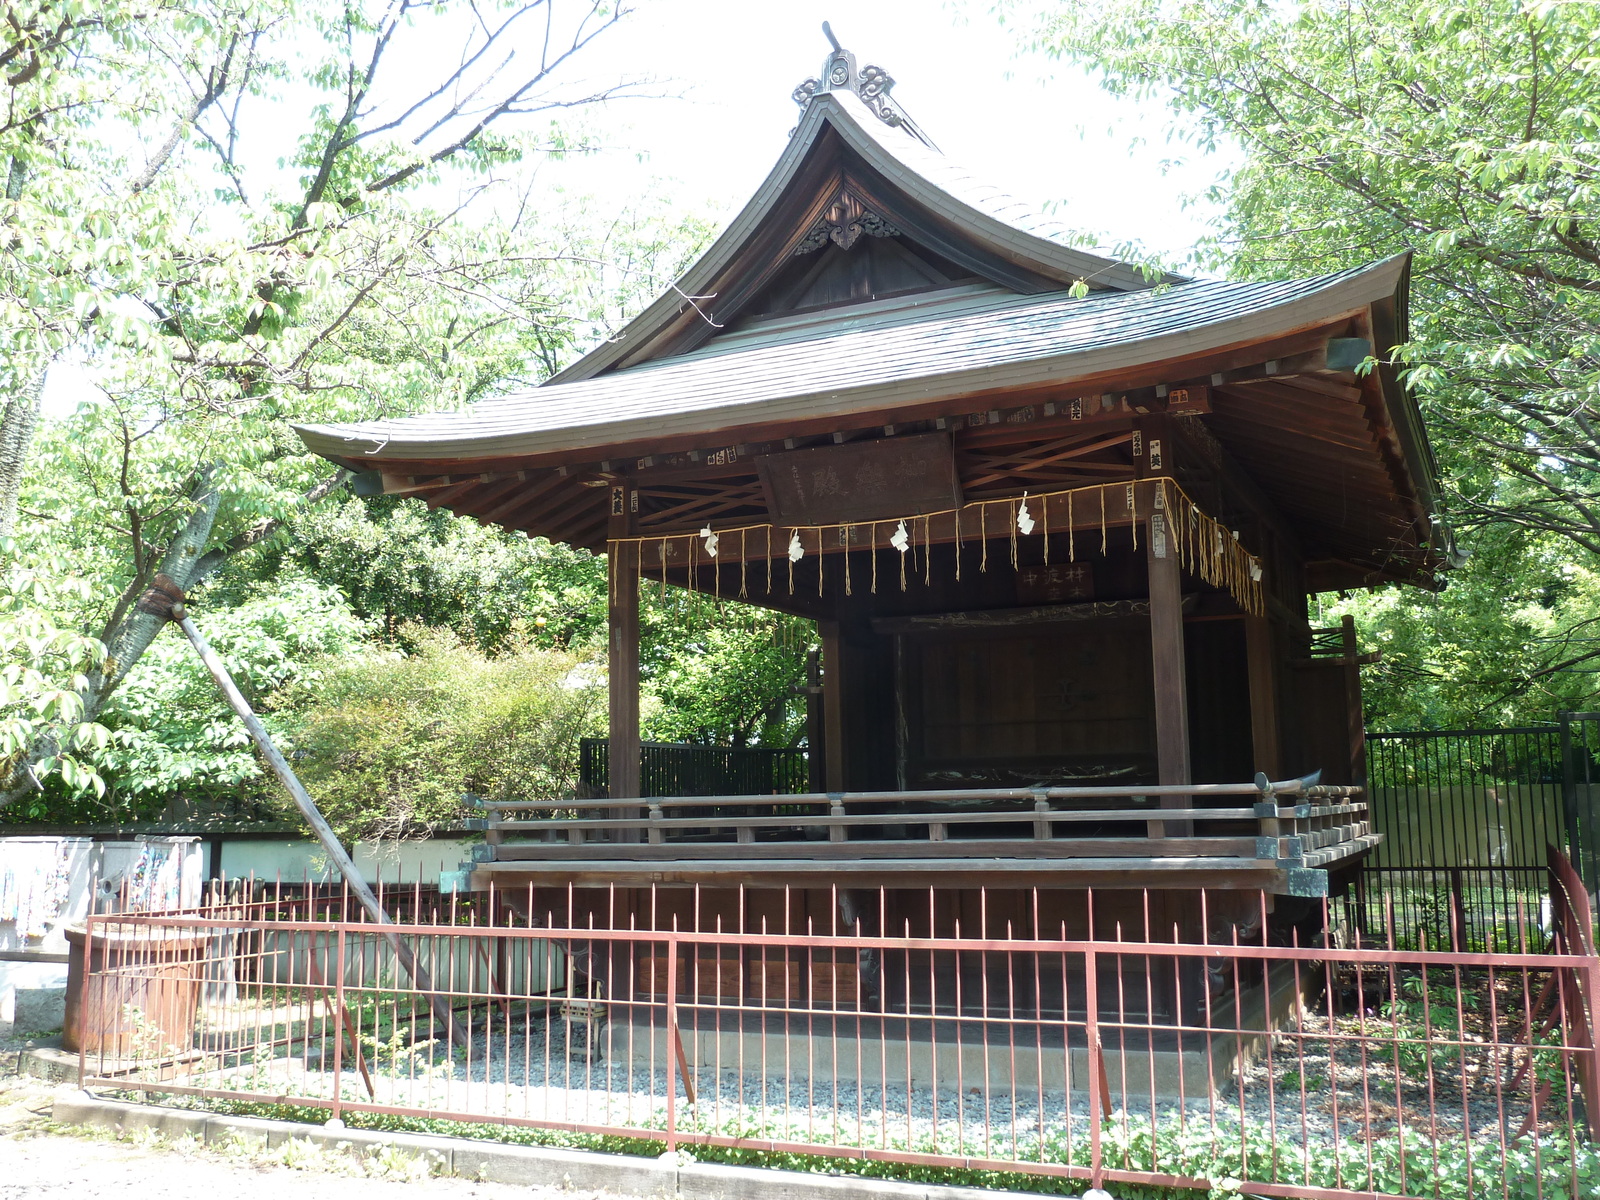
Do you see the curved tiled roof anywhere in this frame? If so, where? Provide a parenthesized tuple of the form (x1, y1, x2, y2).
(296, 256, 1408, 464)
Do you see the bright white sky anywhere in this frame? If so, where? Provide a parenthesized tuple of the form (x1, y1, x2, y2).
(44, 0, 1236, 414)
(556, 0, 1233, 264)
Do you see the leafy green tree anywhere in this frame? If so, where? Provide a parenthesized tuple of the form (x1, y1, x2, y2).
(0, 0, 664, 806)
(263, 494, 812, 747)
(641, 593, 814, 748)
(1019, 0, 1600, 553)
(0, 543, 114, 806)
(81, 577, 371, 822)
(252, 494, 609, 652)
(1329, 525, 1600, 729)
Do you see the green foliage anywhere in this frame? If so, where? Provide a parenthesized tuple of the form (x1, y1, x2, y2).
(163, 1092, 1600, 1200)
(87, 578, 370, 816)
(640, 593, 814, 748)
(1327, 523, 1600, 728)
(279, 632, 604, 840)
(0, 0, 694, 809)
(1023, 0, 1600, 541)
(258, 495, 609, 654)
(0, 542, 114, 810)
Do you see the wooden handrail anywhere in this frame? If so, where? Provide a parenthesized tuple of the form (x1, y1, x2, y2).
(491, 806, 1272, 833)
(462, 775, 1378, 881)
(467, 775, 1358, 812)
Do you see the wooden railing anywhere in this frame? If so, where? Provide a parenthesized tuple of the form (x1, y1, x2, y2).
(465, 776, 1378, 888)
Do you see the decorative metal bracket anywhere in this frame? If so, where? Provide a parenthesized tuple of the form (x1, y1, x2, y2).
(792, 24, 937, 150)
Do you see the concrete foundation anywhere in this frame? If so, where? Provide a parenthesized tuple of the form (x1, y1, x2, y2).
(53, 1092, 1090, 1200)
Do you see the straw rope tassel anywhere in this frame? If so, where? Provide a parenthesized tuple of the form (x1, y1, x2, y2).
(1068, 491, 1074, 562)
(923, 515, 932, 586)
(1130, 484, 1138, 552)
(954, 510, 962, 581)
(871, 522, 878, 594)
(844, 527, 852, 597)
(1010, 499, 1019, 569)
(1100, 488, 1107, 556)
(818, 530, 825, 598)
(1043, 493, 1051, 565)
(980, 503, 988, 573)
(766, 526, 773, 595)
(740, 531, 748, 599)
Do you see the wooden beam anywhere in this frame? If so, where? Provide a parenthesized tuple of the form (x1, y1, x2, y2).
(608, 486, 641, 807)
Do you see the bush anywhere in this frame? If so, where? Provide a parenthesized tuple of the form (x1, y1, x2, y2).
(281, 631, 604, 839)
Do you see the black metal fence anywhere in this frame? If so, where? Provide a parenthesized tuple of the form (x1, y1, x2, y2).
(578, 738, 809, 800)
(1354, 712, 1600, 952)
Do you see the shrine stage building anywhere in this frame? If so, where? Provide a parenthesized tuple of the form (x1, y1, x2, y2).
(295, 41, 1447, 1046)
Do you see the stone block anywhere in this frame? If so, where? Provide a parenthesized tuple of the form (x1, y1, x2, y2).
(451, 1141, 677, 1195)
(204, 1113, 282, 1150)
(51, 1093, 124, 1132)
(12, 987, 64, 1033)
(680, 1161, 928, 1200)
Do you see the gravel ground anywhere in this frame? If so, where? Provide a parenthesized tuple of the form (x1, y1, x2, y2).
(170, 1004, 1552, 1159)
(0, 1030, 642, 1200)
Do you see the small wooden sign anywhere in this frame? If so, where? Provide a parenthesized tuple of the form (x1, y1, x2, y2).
(1016, 562, 1095, 605)
(755, 431, 960, 527)
(1165, 384, 1211, 414)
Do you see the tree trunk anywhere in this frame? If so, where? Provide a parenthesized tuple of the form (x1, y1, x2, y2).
(0, 368, 46, 538)
(0, 469, 224, 807)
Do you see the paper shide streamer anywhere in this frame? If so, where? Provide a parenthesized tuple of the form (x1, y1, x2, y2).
(607, 479, 1266, 615)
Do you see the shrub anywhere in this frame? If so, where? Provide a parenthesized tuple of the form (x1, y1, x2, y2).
(281, 630, 604, 840)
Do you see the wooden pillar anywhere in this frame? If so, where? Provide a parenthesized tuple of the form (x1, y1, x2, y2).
(1245, 614, 1282, 778)
(1341, 614, 1367, 788)
(818, 619, 846, 792)
(608, 485, 641, 804)
(1147, 499, 1191, 831)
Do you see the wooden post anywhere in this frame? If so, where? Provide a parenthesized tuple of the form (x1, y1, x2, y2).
(1245, 614, 1282, 777)
(1340, 614, 1367, 788)
(1147, 498, 1191, 832)
(819, 619, 846, 792)
(608, 485, 642, 807)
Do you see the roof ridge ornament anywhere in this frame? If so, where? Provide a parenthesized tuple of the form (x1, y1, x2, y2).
(792, 22, 938, 150)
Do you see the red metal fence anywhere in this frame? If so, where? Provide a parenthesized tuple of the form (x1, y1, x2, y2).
(74, 878, 1600, 1200)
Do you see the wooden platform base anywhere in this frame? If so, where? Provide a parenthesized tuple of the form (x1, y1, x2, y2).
(471, 856, 1289, 892)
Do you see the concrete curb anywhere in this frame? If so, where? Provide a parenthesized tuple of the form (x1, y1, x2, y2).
(50, 1093, 1083, 1200)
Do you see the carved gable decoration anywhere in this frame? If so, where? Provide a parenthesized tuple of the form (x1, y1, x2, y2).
(795, 189, 902, 255)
